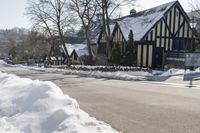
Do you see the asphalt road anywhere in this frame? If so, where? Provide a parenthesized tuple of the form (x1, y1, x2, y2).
(1, 66, 200, 133)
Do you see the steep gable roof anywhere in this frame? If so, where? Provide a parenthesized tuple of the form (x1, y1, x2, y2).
(116, 1, 178, 41)
(65, 43, 89, 57)
(97, 23, 116, 43)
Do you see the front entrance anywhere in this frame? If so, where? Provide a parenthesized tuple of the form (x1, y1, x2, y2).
(154, 47, 164, 69)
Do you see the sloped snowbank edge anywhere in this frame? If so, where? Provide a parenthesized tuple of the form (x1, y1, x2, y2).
(0, 72, 120, 133)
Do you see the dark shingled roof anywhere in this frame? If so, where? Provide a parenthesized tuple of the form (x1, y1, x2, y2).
(115, 1, 178, 41)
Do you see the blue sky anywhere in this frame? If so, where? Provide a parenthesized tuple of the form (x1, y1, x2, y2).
(0, 0, 192, 29)
(0, 0, 30, 29)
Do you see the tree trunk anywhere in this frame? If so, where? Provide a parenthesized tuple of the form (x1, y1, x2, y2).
(85, 29, 93, 65)
(47, 39, 54, 59)
(102, 0, 111, 58)
(57, 24, 71, 67)
(105, 4, 112, 58)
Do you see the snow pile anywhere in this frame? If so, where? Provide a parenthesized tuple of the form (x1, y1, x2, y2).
(0, 72, 120, 133)
(0, 60, 7, 66)
(159, 68, 200, 77)
(160, 68, 185, 77)
(63, 69, 149, 81)
(20, 65, 150, 81)
(70, 65, 149, 71)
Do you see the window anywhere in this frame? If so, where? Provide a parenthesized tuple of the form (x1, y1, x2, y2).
(173, 38, 192, 51)
(74, 52, 78, 60)
(97, 43, 107, 55)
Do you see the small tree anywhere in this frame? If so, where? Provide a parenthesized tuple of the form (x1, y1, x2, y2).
(122, 30, 136, 66)
(70, 0, 98, 65)
(96, 0, 136, 58)
(110, 44, 121, 65)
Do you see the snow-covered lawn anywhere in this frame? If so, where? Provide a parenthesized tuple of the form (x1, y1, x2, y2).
(155, 68, 200, 77)
(24, 66, 151, 81)
(0, 72, 120, 133)
(20, 65, 200, 81)
(0, 60, 151, 81)
(2, 59, 200, 81)
(0, 60, 7, 66)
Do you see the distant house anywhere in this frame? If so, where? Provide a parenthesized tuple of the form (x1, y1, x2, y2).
(97, 1, 195, 68)
(47, 56, 63, 65)
(65, 43, 90, 65)
(96, 23, 115, 64)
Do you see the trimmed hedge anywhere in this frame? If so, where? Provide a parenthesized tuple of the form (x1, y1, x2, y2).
(69, 65, 150, 72)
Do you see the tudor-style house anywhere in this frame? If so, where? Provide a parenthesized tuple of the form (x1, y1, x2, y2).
(97, 1, 195, 68)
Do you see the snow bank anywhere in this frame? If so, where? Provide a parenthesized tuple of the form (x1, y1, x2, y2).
(0, 72, 120, 133)
(20, 65, 150, 81)
(0, 60, 7, 66)
(160, 68, 185, 77)
(63, 69, 149, 81)
(159, 68, 200, 77)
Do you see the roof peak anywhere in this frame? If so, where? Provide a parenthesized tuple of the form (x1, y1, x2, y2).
(116, 1, 178, 21)
(115, 1, 179, 41)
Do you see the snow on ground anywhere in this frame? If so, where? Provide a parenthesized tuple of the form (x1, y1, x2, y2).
(70, 65, 148, 70)
(19, 65, 150, 81)
(21, 65, 200, 80)
(0, 60, 7, 66)
(0, 72, 120, 133)
(159, 68, 186, 77)
(3, 59, 200, 80)
(63, 69, 150, 80)
(158, 68, 200, 77)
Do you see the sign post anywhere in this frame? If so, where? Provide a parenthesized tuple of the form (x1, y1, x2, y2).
(185, 53, 200, 68)
(184, 53, 200, 87)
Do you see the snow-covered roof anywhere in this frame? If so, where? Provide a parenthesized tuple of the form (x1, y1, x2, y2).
(116, 1, 177, 41)
(73, 48, 89, 57)
(108, 23, 115, 35)
(65, 43, 89, 57)
(94, 23, 116, 44)
(48, 56, 64, 60)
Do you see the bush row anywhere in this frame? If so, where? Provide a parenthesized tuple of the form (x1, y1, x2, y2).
(69, 65, 149, 72)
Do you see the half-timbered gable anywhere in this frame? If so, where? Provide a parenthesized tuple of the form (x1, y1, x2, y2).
(97, 1, 195, 68)
(97, 24, 115, 56)
(143, 2, 194, 52)
(111, 23, 127, 53)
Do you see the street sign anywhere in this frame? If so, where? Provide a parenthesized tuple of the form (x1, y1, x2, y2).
(183, 72, 200, 87)
(185, 53, 200, 67)
(183, 72, 200, 81)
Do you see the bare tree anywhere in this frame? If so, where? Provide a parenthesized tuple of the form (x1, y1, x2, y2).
(25, 31, 51, 60)
(1, 28, 51, 63)
(70, 0, 98, 64)
(189, 0, 200, 14)
(26, 0, 55, 58)
(26, 0, 76, 66)
(96, 0, 135, 57)
(189, 0, 200, 50)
